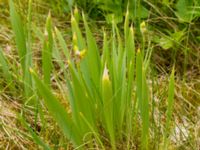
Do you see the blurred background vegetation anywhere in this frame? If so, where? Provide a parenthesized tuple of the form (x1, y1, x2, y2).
(1, 0, 200, 76)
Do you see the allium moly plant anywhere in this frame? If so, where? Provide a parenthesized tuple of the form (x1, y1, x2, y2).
(31, 15, 175, 150)
(8, 0, 175, 149)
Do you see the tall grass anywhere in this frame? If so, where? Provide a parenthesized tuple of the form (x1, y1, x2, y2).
(42, 12, 53, 86)
(9, 0, 33, 100)
(0, 48, 12, 85)
(163, 67, 175, 149)
(7, 1, 176, 149)
(29, 12, 175, 150)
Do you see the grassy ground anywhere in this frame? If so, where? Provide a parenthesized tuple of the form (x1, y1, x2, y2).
(0, 0, 200, 149)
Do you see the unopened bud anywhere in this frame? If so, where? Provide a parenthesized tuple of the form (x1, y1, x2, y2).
(140, 21, 147, 34)
(103, 65, 109, 81)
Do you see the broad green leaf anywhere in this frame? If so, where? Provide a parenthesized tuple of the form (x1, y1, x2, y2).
(102, 66, 116, 150)
(30, 69, 82, 147)
(68, 62, 95, 134)
(162, 0, 170, 6)
(136, 50, 149, 150)
(82, 14, 101, 88)
(67, 0, 74, 9)
(156, 30, 185, 50)
(175, 0, 194, 22)
(158, 36, 173, 50)
(141, 67, 149, 150)
(129, 0, 149, 20)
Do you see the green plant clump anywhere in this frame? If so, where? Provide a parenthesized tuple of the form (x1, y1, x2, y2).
(1, 0, 178, 149)
(31, 13, 175, 149)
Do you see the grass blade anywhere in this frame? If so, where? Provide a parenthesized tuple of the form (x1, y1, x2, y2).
(9, 0, 26, 71)
(9, 0, 34, 99)
(24, 0, 33, 98)
(19, 115, 51, 150)
(163, 67, 175, 149)
(71, 15, 86, 51)
(54, 27, 70, 59)
(0, 48, 12, 84)
(42, 13, 53, 86)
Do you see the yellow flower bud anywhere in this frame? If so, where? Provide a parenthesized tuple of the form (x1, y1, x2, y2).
(79, 49, 86, 59)
(103, 65, 109, 81)
(140, 21, 147, 34)
(102, 65, 112, 104)
(73, 45, 78, 51)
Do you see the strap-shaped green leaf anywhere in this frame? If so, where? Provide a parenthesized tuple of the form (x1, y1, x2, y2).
(30, 69, 82, 147)
(9, 0, 27, 71)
